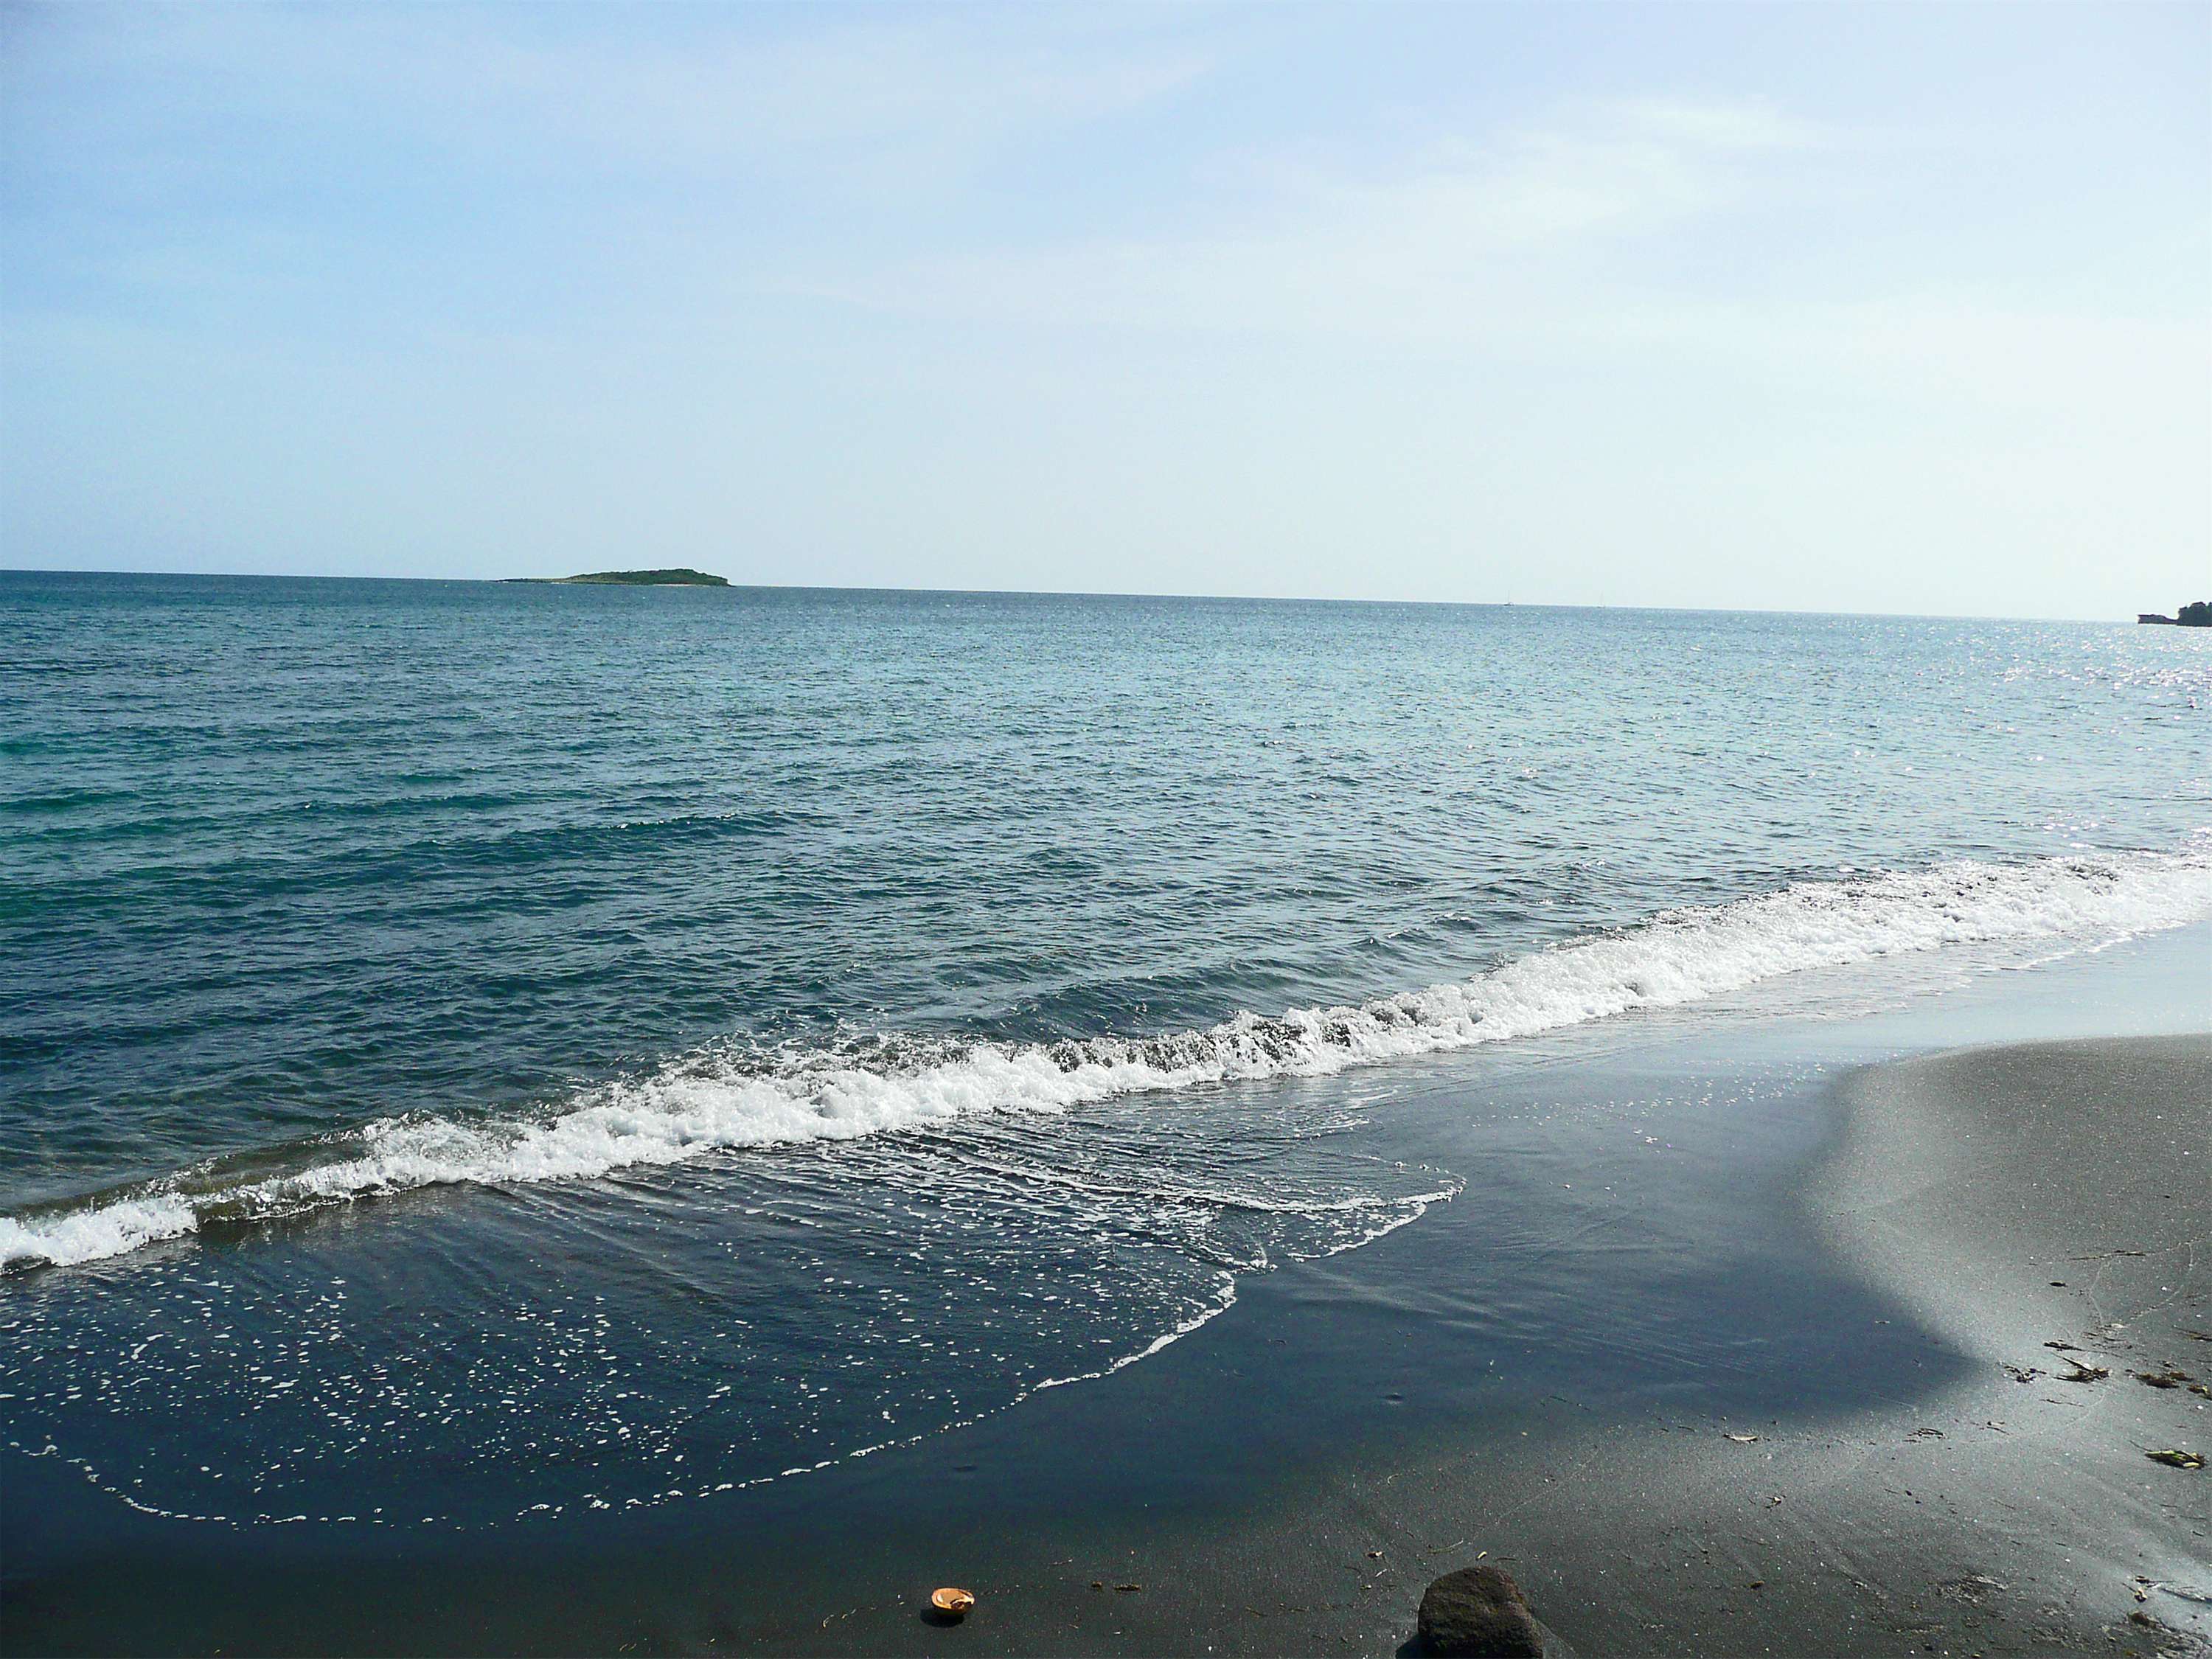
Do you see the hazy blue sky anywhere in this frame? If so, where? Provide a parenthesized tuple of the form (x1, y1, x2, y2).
(3, 2, 2205, 616)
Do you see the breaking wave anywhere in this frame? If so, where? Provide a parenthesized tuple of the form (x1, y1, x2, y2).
(6, 846, 2206, 1273)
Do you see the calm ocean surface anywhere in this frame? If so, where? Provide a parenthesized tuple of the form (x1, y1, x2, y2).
(2, 571, 2208, 1531)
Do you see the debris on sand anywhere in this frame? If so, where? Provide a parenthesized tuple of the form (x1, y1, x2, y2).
(925, 1587, 975, 1624)
(2133, 1368, 2194, 1389)
(1947, 1573, 2006, 1602)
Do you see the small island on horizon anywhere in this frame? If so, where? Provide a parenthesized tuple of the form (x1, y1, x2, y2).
(504, 568, 731, 587)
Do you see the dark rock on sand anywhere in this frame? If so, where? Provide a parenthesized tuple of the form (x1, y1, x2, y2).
(1416, 1565, 1546, 1655)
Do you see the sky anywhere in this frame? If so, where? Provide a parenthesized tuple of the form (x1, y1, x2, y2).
(2, 2, 2206, 618)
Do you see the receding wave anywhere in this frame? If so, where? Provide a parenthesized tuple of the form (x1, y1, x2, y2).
(6, 846, 2206, 1273)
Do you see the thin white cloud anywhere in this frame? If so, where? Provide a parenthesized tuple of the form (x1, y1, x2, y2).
(810, 97, 1820, 333)
(1593, 95, 1820, 153)
(804, 92, 2203, 431)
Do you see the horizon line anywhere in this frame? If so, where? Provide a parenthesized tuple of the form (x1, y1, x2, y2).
(0, 564, 2194, 629)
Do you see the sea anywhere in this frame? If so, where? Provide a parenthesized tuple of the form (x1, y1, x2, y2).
(1, 571, 2207, 1540)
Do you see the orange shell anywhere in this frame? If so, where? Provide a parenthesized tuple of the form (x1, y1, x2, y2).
(931, 1587, 976, 1616)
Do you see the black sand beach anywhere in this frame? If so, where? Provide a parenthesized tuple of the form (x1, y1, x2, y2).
(7, 928, 2208, 1658)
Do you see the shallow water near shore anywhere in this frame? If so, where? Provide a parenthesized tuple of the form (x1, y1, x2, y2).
(2, 576, 2208, 1649)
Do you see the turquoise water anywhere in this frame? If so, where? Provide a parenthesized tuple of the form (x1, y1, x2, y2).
(1, 571, 2207, 1529)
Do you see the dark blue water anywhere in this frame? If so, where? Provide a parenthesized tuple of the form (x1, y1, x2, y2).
(1, 571, 2206, 1530)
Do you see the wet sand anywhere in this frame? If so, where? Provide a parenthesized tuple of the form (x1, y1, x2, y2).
(754, 1033, 2212, 1659)
(6, 930, 2208, 1656)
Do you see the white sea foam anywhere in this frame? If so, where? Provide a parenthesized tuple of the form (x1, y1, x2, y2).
(5, 846, 2206, 1273)
(0, 1194, 198, 1270)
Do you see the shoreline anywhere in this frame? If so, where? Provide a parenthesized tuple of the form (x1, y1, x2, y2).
(5, 929, 2208, 1656)
(8, 844, 2204, 1279)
